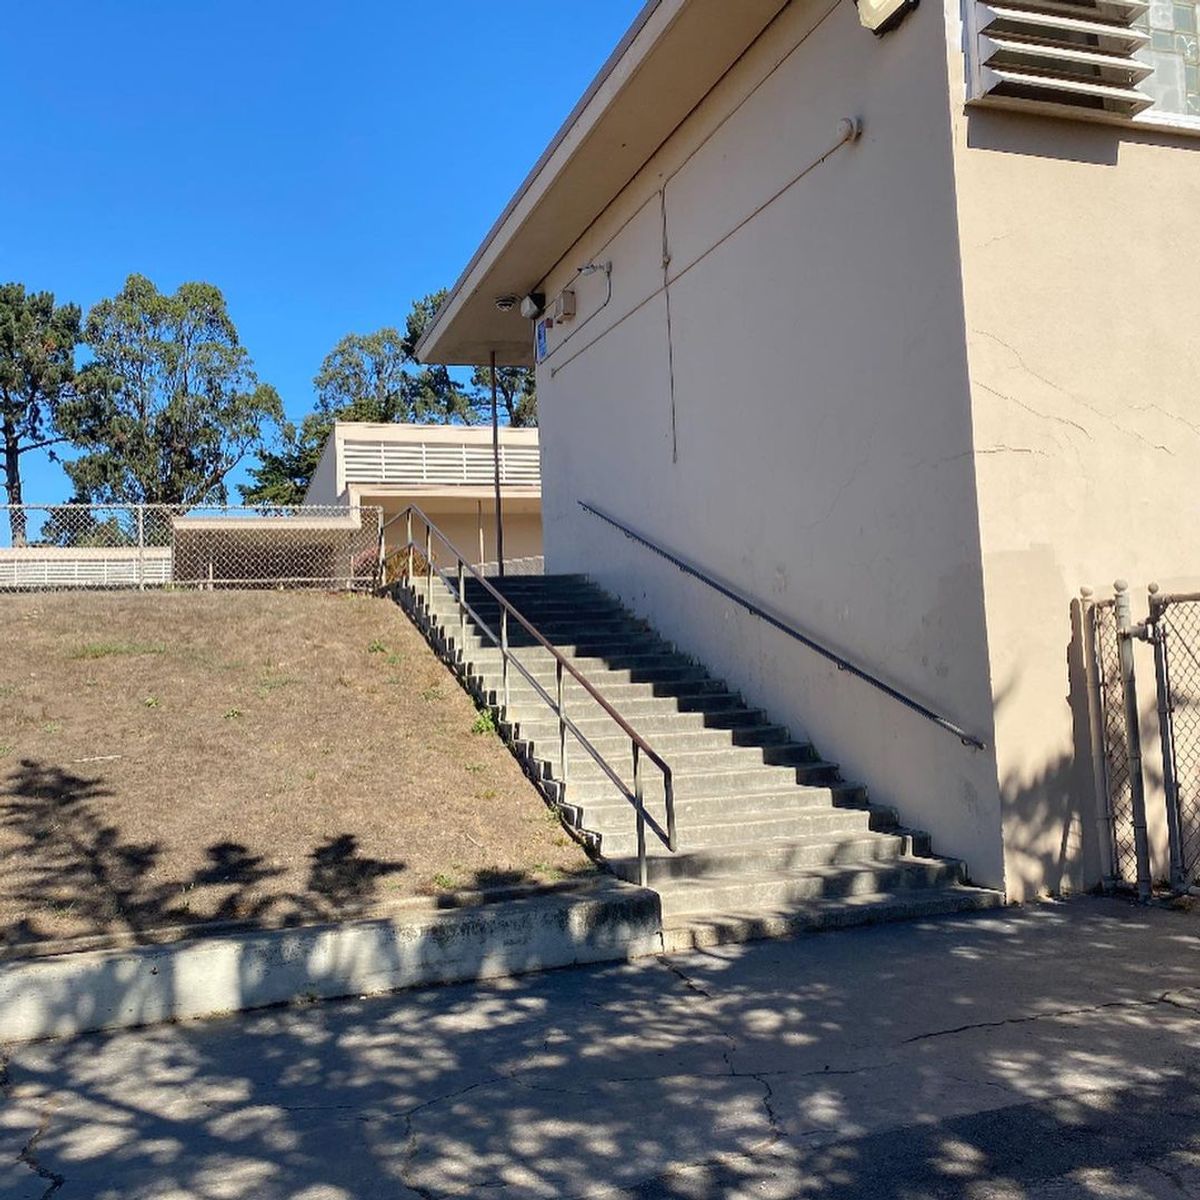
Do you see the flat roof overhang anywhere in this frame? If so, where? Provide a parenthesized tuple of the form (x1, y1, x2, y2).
(415, 0, 790, 368)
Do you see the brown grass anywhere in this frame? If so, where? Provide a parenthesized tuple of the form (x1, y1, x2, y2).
(0, 590, 590, 951)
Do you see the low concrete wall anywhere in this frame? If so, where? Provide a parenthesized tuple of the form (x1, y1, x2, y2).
(0, 883, 662, 1043)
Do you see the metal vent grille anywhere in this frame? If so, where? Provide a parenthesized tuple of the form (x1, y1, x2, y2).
(969, 0, 1153, 119)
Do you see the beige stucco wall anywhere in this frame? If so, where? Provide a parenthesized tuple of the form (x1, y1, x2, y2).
(944, 9, 1200, 898)
(535, 0, 1008, 886)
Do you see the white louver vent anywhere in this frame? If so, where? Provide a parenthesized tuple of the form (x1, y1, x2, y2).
(968, 0, 1153, 120)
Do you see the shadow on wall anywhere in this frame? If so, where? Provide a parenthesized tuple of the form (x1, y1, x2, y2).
(964, 106, 1200, 166)
(998, 597, 1172, 901)
(4, 901, 1200, 1196)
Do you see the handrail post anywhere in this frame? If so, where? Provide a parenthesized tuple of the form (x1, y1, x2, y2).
(500, 606, 510, 713)
(1115, 580, 1153, 902)
(557, 659, 569, 794)
(425, 521, 433, 612)
(457, 558, 466, 662)
(633, 742, 647, 888)
(664, 772, 676, 852)
(405, 510, 413, 591)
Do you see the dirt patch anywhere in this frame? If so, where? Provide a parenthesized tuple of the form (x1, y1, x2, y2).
(0, 590, 590, 950)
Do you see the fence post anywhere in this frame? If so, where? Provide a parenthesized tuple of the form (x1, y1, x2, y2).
(136, 506, 146, 591)
(1080, 588, 1117, 891)
(1114, 580, 1153, 901)
(1148, 584, 1187, 891)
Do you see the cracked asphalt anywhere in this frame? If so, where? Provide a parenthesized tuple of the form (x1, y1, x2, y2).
(3, 897, 1200, 1199)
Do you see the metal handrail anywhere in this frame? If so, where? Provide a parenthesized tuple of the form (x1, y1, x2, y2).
(579, 500, 987, 751)
(380, 505, 676, 885)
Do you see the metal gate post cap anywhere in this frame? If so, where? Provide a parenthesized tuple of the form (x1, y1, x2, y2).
(1081, 586, 1094, 599)
(1148, 582, 1161, 595)
(1114, 579, 1129, 593)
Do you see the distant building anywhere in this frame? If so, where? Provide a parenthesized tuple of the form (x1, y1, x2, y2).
(304, 422, 542, 571)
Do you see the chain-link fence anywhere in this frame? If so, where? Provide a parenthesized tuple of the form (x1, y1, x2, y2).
(1091, 599, 1140, 885)
(1147, 592, 1200, 885)
(0, 504, 382, 591)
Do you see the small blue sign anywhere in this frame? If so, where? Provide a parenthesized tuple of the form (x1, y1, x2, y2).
(535, 318, 548, 363)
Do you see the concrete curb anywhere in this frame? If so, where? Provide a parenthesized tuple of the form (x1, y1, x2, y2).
(0, 881, 662, 1043)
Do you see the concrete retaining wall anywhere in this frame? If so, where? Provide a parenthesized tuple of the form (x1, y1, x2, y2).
(0, 882, 662, 1043)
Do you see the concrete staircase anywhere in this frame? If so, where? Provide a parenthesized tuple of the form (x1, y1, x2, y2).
(403, 573, 1002, 949)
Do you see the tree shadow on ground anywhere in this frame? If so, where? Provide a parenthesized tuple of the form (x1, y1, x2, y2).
(4, 899, 1200, 1198)
(0, 758, 409, 949)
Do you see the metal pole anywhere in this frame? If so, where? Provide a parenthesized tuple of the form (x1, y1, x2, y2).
(405, 510, 413, 592)
(557, 659, 568, 793)
(137, 506, 145, 591)
(491, 350, 505, 578)
(500, 606, 510, 713)
(457, 558, 466, 662)
(425, 522, 433, 612)
(1149, 584, 1187, 890)
(633, 742, 647, 888)
(1115, 580, 1153, 901)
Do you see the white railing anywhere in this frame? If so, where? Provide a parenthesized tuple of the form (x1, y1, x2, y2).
(341, 440, 540, 488)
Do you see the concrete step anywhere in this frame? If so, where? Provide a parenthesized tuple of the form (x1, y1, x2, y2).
(595, 807, 876, 856)
(609, 832, 910, 884)
(428, 596, 628, 622)
(659, 886, 1005, 952)
(461, 655, 702, 689)
(565, 761, 840, 804)
(564, 785, 867, 830)
(512, 726, 799, 774)
(509, 706, 776, 741)
(450, 628, 671, 658)
(653, 857, 965, 917)
(535, 741, 823, 781)
(474, 673, 727, 710)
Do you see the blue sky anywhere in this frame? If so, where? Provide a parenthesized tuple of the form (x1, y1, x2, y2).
(2, 1, 644, 504)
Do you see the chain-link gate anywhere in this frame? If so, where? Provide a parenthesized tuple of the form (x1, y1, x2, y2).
(1086, 582, 1200, 896)
(1147, 590, 1200, 888)
(1090, 599, 1141, 885)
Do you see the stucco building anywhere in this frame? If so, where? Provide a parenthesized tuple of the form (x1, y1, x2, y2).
(415, 0, 1200, 901)
(304, 421, 543, 571)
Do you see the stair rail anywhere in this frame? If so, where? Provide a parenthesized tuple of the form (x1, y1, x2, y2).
(380, 504, 677, 886)
(579, 500, 987, 751)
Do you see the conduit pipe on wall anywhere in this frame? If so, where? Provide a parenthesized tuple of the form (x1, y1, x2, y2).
(547, 112, 864, 384)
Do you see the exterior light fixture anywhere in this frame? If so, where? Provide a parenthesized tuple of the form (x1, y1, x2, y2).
(855, 0, 919, 34)
(519, 293, 545, 320)
(494, 295, 518, 312)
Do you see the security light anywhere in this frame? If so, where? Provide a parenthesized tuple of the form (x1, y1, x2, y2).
(856, 0, 918, 34)
(494, 295, 518, 312)
(520, 293, 545, 320)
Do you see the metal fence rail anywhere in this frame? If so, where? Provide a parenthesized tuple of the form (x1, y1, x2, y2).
(0, 504, 383, 592)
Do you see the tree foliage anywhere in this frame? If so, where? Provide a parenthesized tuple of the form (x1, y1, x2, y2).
(470, 364, 537, 427)
(58, 274, 281, 505)
(0, 283, 82, 544)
